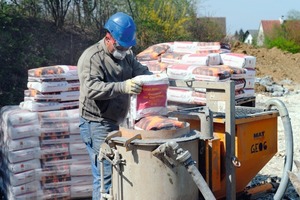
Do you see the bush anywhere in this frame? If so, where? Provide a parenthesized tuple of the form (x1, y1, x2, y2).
(265, 37, 300, 53)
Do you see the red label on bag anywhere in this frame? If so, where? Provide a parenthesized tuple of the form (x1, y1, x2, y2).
(136, 84, 168, 110)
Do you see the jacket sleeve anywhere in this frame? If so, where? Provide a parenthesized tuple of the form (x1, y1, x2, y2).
(78, 52, 126, 101)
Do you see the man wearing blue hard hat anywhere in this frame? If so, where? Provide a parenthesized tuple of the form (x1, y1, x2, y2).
(77, 12, 152, 200)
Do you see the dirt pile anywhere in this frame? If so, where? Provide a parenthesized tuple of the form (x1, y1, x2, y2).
(231, 42, 300, 91)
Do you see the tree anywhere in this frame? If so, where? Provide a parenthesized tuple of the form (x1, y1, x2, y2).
(44, 0, 71, 28)
(10, 0, 42, 17)
(286, 9, 300, 20)
(132, 0, 197, 51)
(189, 17, 226, 42)
(238, 29, 245, 42)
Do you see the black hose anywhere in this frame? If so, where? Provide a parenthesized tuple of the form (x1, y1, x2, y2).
(265, 99, 294, 200)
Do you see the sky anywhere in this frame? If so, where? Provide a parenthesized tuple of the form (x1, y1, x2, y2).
(198, 0, 299, 34)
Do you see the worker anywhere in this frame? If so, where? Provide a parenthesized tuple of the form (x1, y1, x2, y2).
(77, 12, 152, 200)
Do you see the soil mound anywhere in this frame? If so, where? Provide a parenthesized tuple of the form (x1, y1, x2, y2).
(231, 42, 300, 90)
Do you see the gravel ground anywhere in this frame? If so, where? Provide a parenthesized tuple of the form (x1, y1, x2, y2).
(248, 92, 300, 200)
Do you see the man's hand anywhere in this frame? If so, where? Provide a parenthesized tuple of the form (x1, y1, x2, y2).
(124, 79, 142, 94)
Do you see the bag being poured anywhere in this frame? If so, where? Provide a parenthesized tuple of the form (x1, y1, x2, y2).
(128, 73, 169, 128)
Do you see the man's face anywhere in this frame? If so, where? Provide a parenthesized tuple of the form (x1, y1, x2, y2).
(106, 33, 131, 60)
(106, 33, 130, 53)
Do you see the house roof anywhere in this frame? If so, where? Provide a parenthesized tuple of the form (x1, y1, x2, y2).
(261, 20, 281, 35)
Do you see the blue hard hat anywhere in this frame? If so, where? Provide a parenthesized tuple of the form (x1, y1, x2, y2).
(104, 12, 136, 48)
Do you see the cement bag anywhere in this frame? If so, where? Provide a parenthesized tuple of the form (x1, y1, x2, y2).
(4, 137, 40, 151)
(167, 87, 206, 105)
(24, 90, 79, 102)
(134, 115, 185, 131)
(136, 43, 172, 61)
(28, 65, 78, 81)
(244, 78, 255, 89)
(235, 89, 255, 99)
(27, 80, 80, 93)
(172, 41, 221, 54)
(3, 123, 40, 140)
(221, 65, 247, 79)
(38, 108, 79, 123)
(243, 88, 255, 97)
(234, 79, 246, 91)
(220, 53, 256, 69)
(166, 64, 231, 81)
(19, 100, 79, 112)
(5, 180, 41, 197)
(0, 106, 39, 126)
(161, 52, 221, 66)
(70, 185, 93, 198)
(129, 73, 169, 122)
(139, 60, 168, 74)
(5, 159, 41, 174)
(244, 68, 256, 78)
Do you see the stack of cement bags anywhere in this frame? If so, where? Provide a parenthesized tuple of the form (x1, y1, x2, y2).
(0, 65, 92, 199)
(20, 65, 79, 112)
(136, 41, 256, 106)
(220, 53, 256, 99)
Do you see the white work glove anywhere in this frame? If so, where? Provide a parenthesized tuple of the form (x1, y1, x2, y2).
(124, 79, 142, 94)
